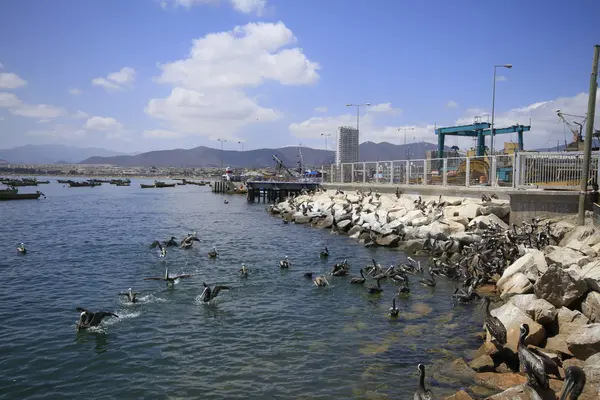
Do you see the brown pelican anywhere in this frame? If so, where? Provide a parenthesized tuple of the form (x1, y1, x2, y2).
(144, 268, 192, 287)
(279, 256, 290, 268)
(238, 263, 248, 277)
(414, 363, 433, 399)
(559, 366, 586, 400)
(119, 288, 140, 303)
(367, 278, 383, 294)
(17, 243, 26, 254)
(320, 247, 329, 258)
(313, 275, 330, 287)
(200, 282, 231, 302)
(303, 272, 315, 279)
(150, 240, 167, 257)
(224, 199, 229, 204)
(518, 324, 549, 390)
(419, 273, 436, 288)
(180, 233, 200, 249)
(480, 297, 507, 345)
(350, 269, 366, 284)
(208, 246, 219, 258)
(75, 307, 118, 331)
(389, 296, 399, 317)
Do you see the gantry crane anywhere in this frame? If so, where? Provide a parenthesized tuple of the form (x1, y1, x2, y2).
(556, 109, 587, 151)
(272, 155, 296, 178)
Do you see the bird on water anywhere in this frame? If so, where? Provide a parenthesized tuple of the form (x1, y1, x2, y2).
(350, 268, 366, 284)
(389, 296, 399, 317)
(320, 247, 329, 258)
(208, 246, 219, 258)
(144, 268, 192, 287)
(414, 363, 433, 400)
(181, 233, 200, 249)
(119, 288, 141, 303)
(200, 282, 231, 303)
(75, 307, 119, 331)
(150, 240, 167, 257)
(279, 256, 290, 268)
(239, 263, 248, 277)
(17, 243, 26, 254)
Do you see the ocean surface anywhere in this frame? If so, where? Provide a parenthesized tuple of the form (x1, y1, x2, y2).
(0, 179, 487, 399)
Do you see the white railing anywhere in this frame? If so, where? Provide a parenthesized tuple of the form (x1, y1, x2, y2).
(320, 153, 600, 190)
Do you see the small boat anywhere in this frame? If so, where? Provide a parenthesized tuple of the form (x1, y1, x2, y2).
(36, 180, 50, 184)
(140, 183, 155, 188)
(0, 187, 45, 201)
(115, 181, 130, 186)
(176, 182, 187, 186)
(68, 181, 101, 187)
(154, 181, 176, 188)
(57, 179, 70, 184)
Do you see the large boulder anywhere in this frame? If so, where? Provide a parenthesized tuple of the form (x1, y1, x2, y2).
(375, 234, 400, 247)
(383, 219, 403, 231)
(490, 302, 546, 352)
(549, 220, 576, 243)
(573, 262, 600, 293)
(468, 354, 495, 372)
(478, 202, 510, 219)
(583, 353, 600, 399)
(347, 225, 363, 237)
(533, 264, 588, 308)
(582, 292, 600, 323)
(315, 214, 334, 229)
(345, 194, 360, 204)
(564, 239, 598, 258)
(525, 298, 558, 325)
(500, 273, 534, 300)
(468, 214, 509, 230)
(545, 246, 594, 268)
(444, 202, 481, 220)
(448, 215, 470, 227)
(497, 251, 547, 290)
(399, 239, 425, 254)
(509, 294, 539, 313)
(560, 225, 597, 247)
(566, 323, 600, 360)
(545, 334, 573, 357)
(445, 390, 474, 400)
(418, 220, 465, 239)
(293, 214, 312, 224)
(336, 219, 352, 232)
(558, 307, 590, 335)
(399, 209, 425, 224)
(410, 216, 429, 227)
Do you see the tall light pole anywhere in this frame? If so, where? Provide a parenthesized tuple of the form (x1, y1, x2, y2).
(320, 133, 331, 151)
(238, 141, 244, 151)
(490, 64, 512, 155)
(345, 103, 371, 133)
(398, 127, 415, 159)
(217, 138, 227, 171)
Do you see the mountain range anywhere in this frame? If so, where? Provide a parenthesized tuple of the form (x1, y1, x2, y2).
(79, 141, 441, 168)
(0, 144, 127, 164)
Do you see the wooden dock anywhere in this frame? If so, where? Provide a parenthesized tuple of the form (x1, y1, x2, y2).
(246, 181, 321, 203)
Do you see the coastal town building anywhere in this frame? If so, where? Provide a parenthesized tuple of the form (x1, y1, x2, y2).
(335, 126, 359, 165)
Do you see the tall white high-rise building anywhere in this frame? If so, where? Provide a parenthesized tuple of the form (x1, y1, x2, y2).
(336, 126, 359, 164)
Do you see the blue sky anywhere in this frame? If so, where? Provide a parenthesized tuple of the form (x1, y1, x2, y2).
(0, 0, 599, 153)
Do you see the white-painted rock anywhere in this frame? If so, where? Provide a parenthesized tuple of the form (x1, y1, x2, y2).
(497, 251, 547, 290)
(499, 273, 534, 300)
(558, 307, 590, 335)
(533, 264, 587, 308)
(490, 302, 546, 352)
(468, 214, 509, 230)
(582, 292, 600, 323)
(545, 245, 595, 267)
(478, 202, 510, 219)
(443, 202, 481, 220)
(525, 298, 557, 325)
(566, 323, 600, 360)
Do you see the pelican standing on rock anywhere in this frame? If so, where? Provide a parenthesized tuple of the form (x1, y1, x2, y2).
(518, 323, 549, 390)
(414, 363, 433, 400)
(144, 268, 192, 287)
(480, 296, 507, 345)
(75, 307, 119, 331)
(200, 282, 231, 302)
(389, 297, 399, 317)
(559, 366, 586, 400)
(119, 288, 140, 303)
(17, 243, 26, 254)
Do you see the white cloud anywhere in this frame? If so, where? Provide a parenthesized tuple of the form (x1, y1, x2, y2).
(83, 116, 123, 131)
(162, 0, 267, 15)
(0, 62, 4, 69)
(10, 103, 65, 118)
(147, 21, 318, 141)
(0, 92, 22, 108)
(0, 72, 27, 89)
(26, 124, 86, 139)
(36, 119, 51, 124)
(367, 102, 401, 115)
(496, 75, 507, 82)
(72, 110, 89, 119)
(314, 106, 328, 113)
(92, 67, 136, 92)
(69, 88, 82, 95)
(446, 100, 458, 109)
(143, 129, 184, 139)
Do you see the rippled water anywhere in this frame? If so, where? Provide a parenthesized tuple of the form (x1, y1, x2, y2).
(0, 179, 485, 399)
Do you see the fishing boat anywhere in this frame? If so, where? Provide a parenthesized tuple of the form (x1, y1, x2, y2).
(36, 180, 50, 184)
(115, 181, 130, 186)
(0, 187, 45, 201)
(68, 181, 101, 187)
(140, 183, 155, 188)
(57, 179, 70, 184)
(154, 181, 176, 188)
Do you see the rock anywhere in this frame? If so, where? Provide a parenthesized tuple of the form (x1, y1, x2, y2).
(450, 232, 482, 245)
(509, 294, 539, 313)
(336, 219, 352, 232)
(375, 234, 400, 247)
(564, 239, 598, 257)
(444, 202, 481, 220)
(475, 372, 526, 391)
(499, 273, 534, 300)
(560, 225, 597, 247)
(490, 302, 546, 352)
(583, 353, 600, 397)
(583, 292, 600, 322)
(399, 239, 424, 255)
(346, 194, 359, 203)
(474, 342, 500, 359)
(566, 323, 600, 360)
(383, 219, 403, 230)
(497, 251, 547, 290)
(315, 214, 333, 229)
(483, 384, 550, 400)
(399, 209, 425, 224)
(558, 307, 590, 335)
(448, 216, 470, 227)
(525, 299, 558, 325)
(549, 220, 576, 243)
(294, 214, 312, 224)
(545, 245, 594, 268)
(545, 334, 573, 357)
(576, 262, 600, 293)
(562, 358, 585, 370)
(411, 216, 429, 227)
(533, 264, 587, 308)
(469, 355, 495, 372)
(478, 203, 510, 219)
(468, 214, 509, 230)
(445, 390, 474, 400)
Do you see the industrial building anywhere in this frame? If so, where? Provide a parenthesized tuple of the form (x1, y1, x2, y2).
(336, 126, 359, 165)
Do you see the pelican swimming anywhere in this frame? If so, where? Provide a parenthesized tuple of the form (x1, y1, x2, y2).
(200, 282, 231, 302)
(150, 240, 167, 257)
(180, 233, 200, 249)
(144, 268, 192, 287)
(320, 247, 329, 258)
(208, 246, 219, 258)
(303, 272, 315, 279)
(75, 307, 118, 331)
(559, 366, 586, 400)
(518, 324, 549, 390)
(224, 199, 229, 204)
(313, 275, 330, 287)
(239, 263, 248, 277)
(414, 363, 433, 400)
(419, 272, 436, 288)
(480, 296, 507, 345)
(17, 243, 26, 254)
(118, 288, 140, 303)
(389, 297, 399, 317)
(279, 256, 290, 268)
(367, 278, 383, 294)
(350, 269, 366, 284)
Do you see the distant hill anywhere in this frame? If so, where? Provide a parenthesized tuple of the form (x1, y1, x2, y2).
(0, 144, 127, 164)
(80, 142, 446, 168)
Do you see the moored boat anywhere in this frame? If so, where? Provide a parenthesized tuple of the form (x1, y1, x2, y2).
(0, 187, 45, 201)
(68, 181, 101, 187)
(140, 183, 155, 188)
(154, 181, 176, 188)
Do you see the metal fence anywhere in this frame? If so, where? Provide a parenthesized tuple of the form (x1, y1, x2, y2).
(322, 152, 600, 189)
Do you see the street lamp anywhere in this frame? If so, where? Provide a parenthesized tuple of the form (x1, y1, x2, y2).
(238, 141, 244, 151)
(490, 64, 512, 155)
(398, 127, 415, 160)
(345, 103, 371, 133)
(217, 138, 227, 170)
(320, 133, 331, 152)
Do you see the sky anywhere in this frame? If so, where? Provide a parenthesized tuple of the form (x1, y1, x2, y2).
(0, 0, 599, 154)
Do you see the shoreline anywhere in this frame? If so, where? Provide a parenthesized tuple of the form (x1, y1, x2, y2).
(1, 173, 216, 180)
(267, 189, 600, 399)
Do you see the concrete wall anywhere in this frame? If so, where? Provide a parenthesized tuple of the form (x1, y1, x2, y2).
(508, 190, 598, 224)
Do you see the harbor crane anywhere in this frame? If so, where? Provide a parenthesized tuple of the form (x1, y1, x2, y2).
(556, 109, 587, 151)
(272, 155, 296, 178)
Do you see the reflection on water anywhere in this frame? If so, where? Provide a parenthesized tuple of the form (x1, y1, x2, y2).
(0, 180, 484, 399)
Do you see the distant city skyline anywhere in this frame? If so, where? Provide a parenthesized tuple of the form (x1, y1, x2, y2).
(336, 126, 359, 165)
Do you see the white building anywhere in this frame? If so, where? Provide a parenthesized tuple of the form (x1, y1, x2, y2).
(336, 126, 359, 164)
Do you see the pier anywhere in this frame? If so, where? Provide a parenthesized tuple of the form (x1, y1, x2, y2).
(246, 181, 321, 203)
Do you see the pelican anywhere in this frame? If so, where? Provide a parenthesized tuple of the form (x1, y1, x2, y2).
(180, 234, 200, 249)
(419, 272, 436, 288)
(414, 363, 433, 400)
(224, 199, 229, 204)
(314, 275, 330, 287)
(389, 296, 399, 317)
(559, 366, 586, 400)
(150, 240, 167, 257)
(75, 307, 118, 331)
(279, 256, 290, 268)
(303, 272, 315, 279)
(367, 278, 383, 294)
(350, 269, 366, 284)
(397, 282, 410, 297)
(480, 296, 507, 345)
(518, 324, 549, 390)
(320, 247, 329, 258)
(118, 288, 140, 303)
(239, 263, 248, 277)
(17, 243, 26, 254)
(144, 268, 192, 287)
(208, 246, 219, 258)
(200, 282, 231, 302)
